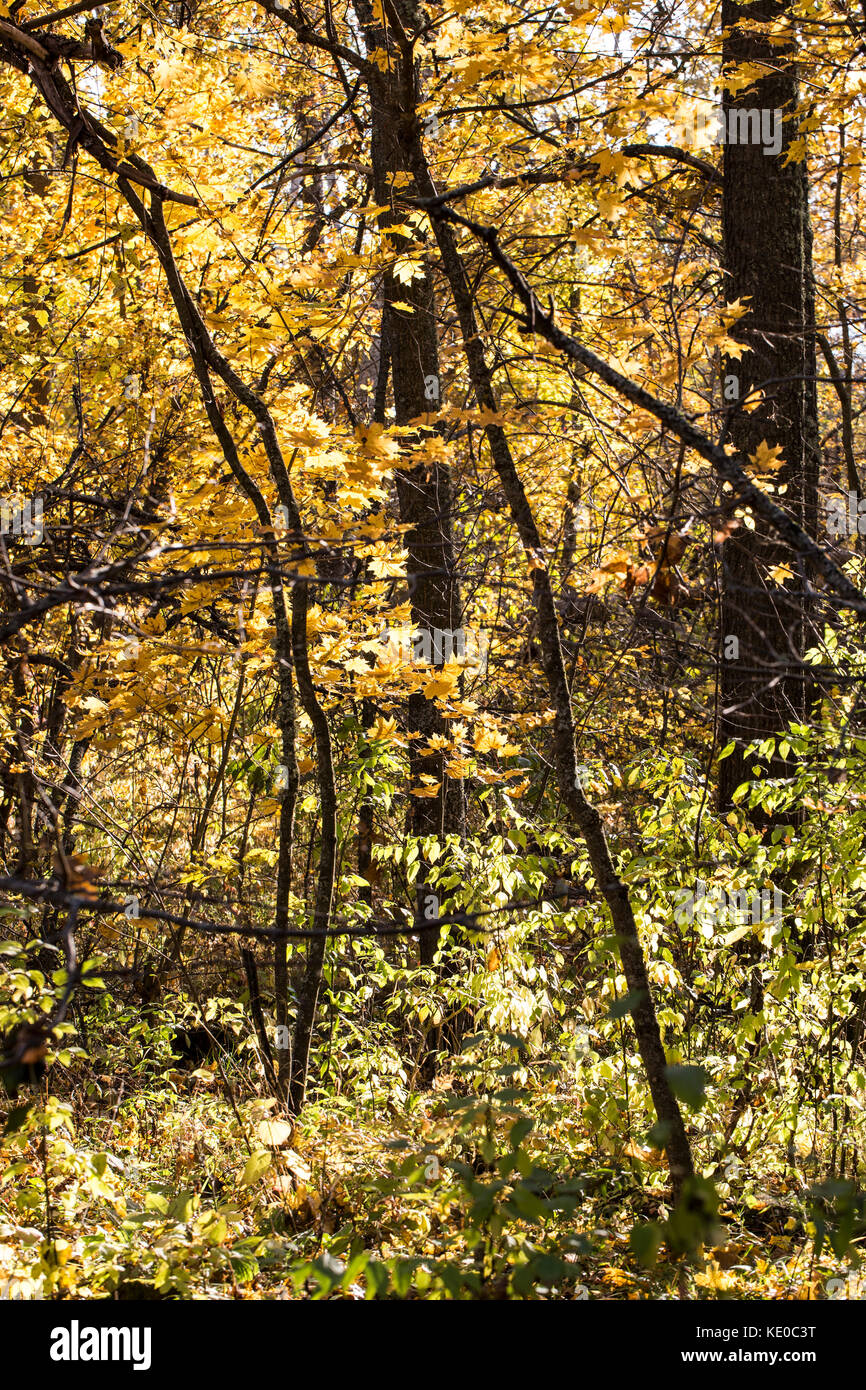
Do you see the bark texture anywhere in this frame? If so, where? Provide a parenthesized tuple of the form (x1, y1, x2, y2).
(717, 0, 820, 809)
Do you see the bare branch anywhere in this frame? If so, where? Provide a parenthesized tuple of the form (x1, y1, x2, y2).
(429, 202, 865, 615)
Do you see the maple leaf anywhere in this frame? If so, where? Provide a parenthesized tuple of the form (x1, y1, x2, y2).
(709, 333, 745, 360)
(423, 734, 451, 752)
(410, 778, 442, 797)
(473, 727, 508, 753)
(446, 757, 474, 777)
(393, 257, 426, 285)
(597, 189, 625, 222)
(769, 563, 793, 583)
(783, 139, 807, 166)
(354, 424, 401, 462)
(370, 715, 401, 743)
(423, 669, 459, 700)
(600, 552, 632, 576)
(749, 441, 786, 473)
(624, 562, 651, 596)
(722, 298, 751, 324)
(288, 265, 326, 290)
(54, 851, 102, 899)
(369, 554, 407, 579)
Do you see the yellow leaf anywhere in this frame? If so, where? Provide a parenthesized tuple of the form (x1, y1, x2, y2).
(393, 257, 425, 284)
(241, 1150, 272, 1185)
(369, 555, 406, 579)
(695, 1262, 736, 1291)
(783, 139, 807, 166)
(446, 757, 473, 777)
(283, 1148, 313, 1182)
(592, 149, 631, 188)
(600, 553, 631, 576)
(423, 669, 459, 700)
(749, 440, 785, 473)
(370, 715, 400, 743)
(257, 1119, 294, 1147)
(722, 923, 753, 947)
(410, 778, 442, 797)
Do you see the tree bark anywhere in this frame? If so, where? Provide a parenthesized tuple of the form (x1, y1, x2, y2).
(357, 0, 465, 971)
(717, 0, 820, 810)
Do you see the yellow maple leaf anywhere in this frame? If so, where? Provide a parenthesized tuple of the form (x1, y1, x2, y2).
(695, 1262, 736, 1292)
(410, 778, 442, 797)
(473, 727, 507, 753)
(600, 552, 632, 576)
(592, 149, 630, 187)
(709, 332, 744, 360)
(783, 139, 807, 166)
(722, 297, 751, 324)
(393, 257, 426, 284)
(423, 734, 451, 752)
(369, 555, 407, 579)
(749, 440, 786, 473)
(445, 757, 473, 777)
(370, 715, 400, 743)
(423, 668, 459, 700)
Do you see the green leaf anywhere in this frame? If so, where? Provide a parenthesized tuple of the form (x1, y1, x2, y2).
(241, 1149, 272, 1186)
(168, 1190, 196, 1222)
(310, 1250, 346, 1295)
(3, 1102, 33, 1134)
(508, 1185, 549, 1221)
(509, 1116, 534, 1148)
(606, 988, 647, 1021)
(664, 1064, 710, 1111)
(630, 1220, 663, 1266)
(225, 1250, 259, 1283)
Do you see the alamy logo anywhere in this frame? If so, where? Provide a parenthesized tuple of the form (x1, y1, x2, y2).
(1, 1275, 43, 1298)
(674, 882, 783, 928)
(826, 1272, 866, 1300)
(0, 496, 43, 545)
(670, 105, 783, 157)
(379, 624, 489, 672)
(50, 1320, 152, 1371)
(827, 491, 866, 537)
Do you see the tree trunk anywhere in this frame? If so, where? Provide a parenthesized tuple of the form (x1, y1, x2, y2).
(358, 0, 465, 972)
(717, 0, 820, 810)
(410, 148, 695, 1201)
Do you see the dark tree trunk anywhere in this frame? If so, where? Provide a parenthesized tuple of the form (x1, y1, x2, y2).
(358, 0, 465, 971)
(717, 0, 819, 810)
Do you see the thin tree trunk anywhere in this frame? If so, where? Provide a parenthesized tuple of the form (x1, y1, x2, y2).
(287, 577, 338, 1114)
(410, 147, 695, 1199)
(241, 946, 279, 1094)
